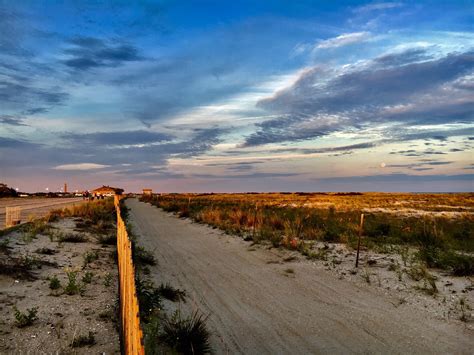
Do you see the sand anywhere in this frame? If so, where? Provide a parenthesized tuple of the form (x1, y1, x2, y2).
(126, 198, 473, 354)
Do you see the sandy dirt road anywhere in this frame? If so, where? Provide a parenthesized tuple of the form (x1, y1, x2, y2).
(0, 197, 84, 228)
(126, 198, 473, 354)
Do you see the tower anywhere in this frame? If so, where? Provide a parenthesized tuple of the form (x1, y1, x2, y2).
(64, 183, 68, 193)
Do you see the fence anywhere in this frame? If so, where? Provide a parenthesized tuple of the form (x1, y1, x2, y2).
(5, 206, 21, 228)
(114, 195, 145, 355)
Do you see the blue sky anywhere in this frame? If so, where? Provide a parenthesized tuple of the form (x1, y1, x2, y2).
(0, 0, 473, 192)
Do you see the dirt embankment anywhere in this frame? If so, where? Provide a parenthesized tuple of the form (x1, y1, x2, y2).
(126, 198, 473, 354)
(0, 217, 119, 354)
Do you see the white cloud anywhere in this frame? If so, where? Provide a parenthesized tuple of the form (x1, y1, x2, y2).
(53, 163, 110, 170)
(316, 32, 371, 49)
(354, 2, 403, 13)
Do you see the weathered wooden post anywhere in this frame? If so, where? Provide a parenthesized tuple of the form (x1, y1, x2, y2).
(5, 206, 21, 228)
(355, 213, 364, 268)
(252, 202, 259, 240)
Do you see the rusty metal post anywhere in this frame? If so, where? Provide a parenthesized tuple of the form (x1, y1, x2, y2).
(355, 213, 364, 268)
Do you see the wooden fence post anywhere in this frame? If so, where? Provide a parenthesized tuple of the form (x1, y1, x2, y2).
(252, 202, 259, 240)
(355, 213, 364, 268)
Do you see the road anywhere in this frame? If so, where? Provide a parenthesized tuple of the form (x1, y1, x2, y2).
(126, 198, 473, 354)
(0, 197, 84, 229)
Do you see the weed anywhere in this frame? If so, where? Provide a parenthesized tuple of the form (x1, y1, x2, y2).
(83, 250, 99, 267)
(71, 331, 96, 347)
(158, 283, 186, 302)
(103, 272, 113, 287)
(64, 270, 84, 295)
(13, 306, 38, 328)
(136, 277, 162, 322)
(284, 268, 295, 274)
(0, 238, 11, 254)
(58, 233, 87, 243)
(459, 298, 471, 322)
(82, 271, 94, 284)
(362, 268, 371, 284)
(161, 310, 211, 354)
(48, 275, 61, 290)
(19, 254, 40, 270)
(133, 245, 156, 266)
(35, 247, 56, 255)
(97, 234, 116, 245)
(23, 219, 50, 242)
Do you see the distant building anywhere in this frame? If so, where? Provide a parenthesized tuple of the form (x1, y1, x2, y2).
(91, 185, 124, 197)
(142, 188, 153, 195)
(64, 182, 68, 193)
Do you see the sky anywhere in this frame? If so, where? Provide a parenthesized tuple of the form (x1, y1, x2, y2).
(0, 0, 473, 193)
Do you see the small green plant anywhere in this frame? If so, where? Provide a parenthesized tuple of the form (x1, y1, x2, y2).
(71, 331, 96, 347)
(35, 247, 56, 255)
(49, 275, 61, 290)
(459, 297, 471, 322)
(158, 283, 186, 302)
(0, 238, 11, 254)
(64, 270, 84, 295)
(133, 246, 156, 266)
(98, 234, 116, 245)
(82, 271, 94, 284)
(160, 310, 211, 354)
(83, 250, 99, 267)
(103, 272, 113, 287)
(19, 254, 40, 270)
(23, 219, 50, 242)
(13, 306, 38, 327)
(136, 277, 162, 322)
(58, 233, 88, 243)
(362, 268, 371, 284)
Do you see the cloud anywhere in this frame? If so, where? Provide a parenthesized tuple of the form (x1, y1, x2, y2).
(0, 80, 68, 111)
(315, 173, 473, 183)
(0, 115, 27, 126)
(191, 172, 300, 179)
(353, 2, 403, 13)
(374, 48, 432, 67)
(53, 163, 110, 170)
(0, 137, 40, 148)
(61, 130, 173, 146)
(385, 161, 453, 169)
(249, 49, 474, 146)
(62, 36, 144, 70)
(316, 32, 371, 49)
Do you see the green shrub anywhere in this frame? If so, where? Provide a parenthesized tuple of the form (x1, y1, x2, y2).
(82, 272, 94, 284)
(64, 271, 84, 295)
(158, 283, 186, 302)
(83, 250, 99, 267)
(133, 246, 156, 266)
(136, 277, 162, 322)
(71, 331, 95, 347)
(160, 310, 211, 355)
(103, 272, 113, 287)
(49, 275, 61, 290)
(13, 306, 38, 327)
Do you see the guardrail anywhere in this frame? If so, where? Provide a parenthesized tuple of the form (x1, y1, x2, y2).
(114, 195, 145, 355)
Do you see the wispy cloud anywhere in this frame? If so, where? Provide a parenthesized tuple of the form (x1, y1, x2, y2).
(62, 36, 145, 71)
(316, 32, 371, 49)
(354, 2, 403, 13)
(53, 163, 110, 170)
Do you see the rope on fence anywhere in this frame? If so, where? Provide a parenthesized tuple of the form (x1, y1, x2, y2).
(114, 195, 145, 355)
